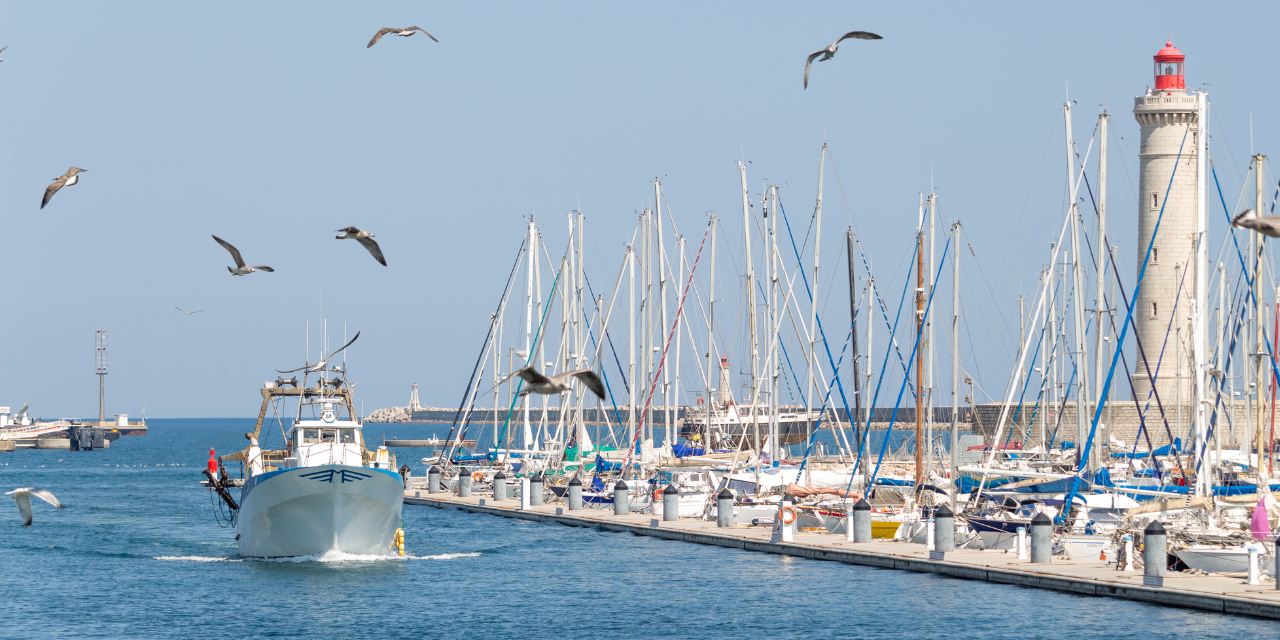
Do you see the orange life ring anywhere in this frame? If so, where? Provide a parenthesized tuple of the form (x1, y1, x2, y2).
(780, 505, 797, 524)
(654, 488, 664, 501)
(472, 471, 484, 483)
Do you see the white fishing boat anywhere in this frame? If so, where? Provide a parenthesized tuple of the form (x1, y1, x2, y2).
(1175, 543, 1274, 575)
(207, 334, 405, 558)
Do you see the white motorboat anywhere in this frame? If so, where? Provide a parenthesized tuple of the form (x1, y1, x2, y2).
(209, 352, 404, 559)
(1175, 543, 1274, 575)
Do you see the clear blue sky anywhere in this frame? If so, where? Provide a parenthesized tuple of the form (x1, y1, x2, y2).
(1, 2, 1276, 418)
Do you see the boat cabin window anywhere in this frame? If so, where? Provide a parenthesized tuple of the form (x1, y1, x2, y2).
(320, 429, 338, 443)
(301, 429, 319, 444)
(339, 429, 356, 444)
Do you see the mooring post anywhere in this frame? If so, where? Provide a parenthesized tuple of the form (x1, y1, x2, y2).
(1143, 520, 1166, 586)
(663, 484, 679, 521)
(845, 504, 855, 542)
(716, 488, 734, 528)
(1030, 513, 1052, 563)
(613, 481, 629, 516)
(1016, 526, 1029, 560)
(530, 473, 544, 506)
(1122, 534, 1135, 571)
(519, 476, 531, 510)
(493, 471, 508, 502)
(934, 504, 955, 553)
(428, 466, 441, 494)
(458, 470, 473, 497)
(1247, 544, 1262, 586)
(567, 476, 582, 511)
(853, 498, 871, 543)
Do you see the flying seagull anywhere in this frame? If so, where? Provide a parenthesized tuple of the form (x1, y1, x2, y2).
(499, 366, 606, 400)
(1231, 209, 1280, 238)
(0, 46, 7, 62)
(175, 307, 204, 315)
(41, 167, 86, 209)
(336, 227, 387, 266)
(277, 331, 360, 373)
(804, 31, 882, 89)
(212, 235, 274, 275)
(367, 27, 438, 48)
(6, 487, 64, 527)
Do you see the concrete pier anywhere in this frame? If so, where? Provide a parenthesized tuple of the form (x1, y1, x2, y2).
(404, 491, 1280, 620)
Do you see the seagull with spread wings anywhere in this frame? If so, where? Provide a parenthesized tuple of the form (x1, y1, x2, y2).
(367, 27, 438, 48)
(7, 488, 64, 527)
(42, 167, 86, 209)
(336, 227, 387, 266)
(499, 366, 606, 400)
(175, 307, 204, 315)
(277, 332, 360, 374)
(212, 235, 274, 275)
(804, 30, 882, 89)
(1231, 209, 1280, 238)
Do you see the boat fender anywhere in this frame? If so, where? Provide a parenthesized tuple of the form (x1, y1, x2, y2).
(472, 471, 484, 483)
(780, 505, 797, 524)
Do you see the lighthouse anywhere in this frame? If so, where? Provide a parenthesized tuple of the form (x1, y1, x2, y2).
(1132, 41, 1207, 406)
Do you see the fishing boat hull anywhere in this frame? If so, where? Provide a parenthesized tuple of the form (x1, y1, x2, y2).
(1174, 545, 1274, 575)
(237, 464, 404, 558)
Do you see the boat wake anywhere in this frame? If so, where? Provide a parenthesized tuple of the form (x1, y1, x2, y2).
(155, 555, 244, 562)
(155, 551, 480, 563)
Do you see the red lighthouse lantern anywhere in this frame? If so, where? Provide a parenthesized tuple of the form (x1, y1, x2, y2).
(1154, 41, 1185, 91)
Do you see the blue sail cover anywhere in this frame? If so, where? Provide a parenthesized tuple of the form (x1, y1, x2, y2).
(594, 455, 623, 472)
(1109, 438, 1181, 459)
(673, 444, 705, 458)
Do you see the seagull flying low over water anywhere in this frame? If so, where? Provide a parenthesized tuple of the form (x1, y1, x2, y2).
(499, 366, 607, 400)
(804, 30, 882, 89)
(367, 27, 437, 48)
(6, 487, 63, 527)
(41, 167, 86, 209)
(212, 235, 274, 275)
(277, 331, 360, 374)
(336, 227, 387, 266)
(1231, 209, 1280, 238)
(175, 307, 204, 315)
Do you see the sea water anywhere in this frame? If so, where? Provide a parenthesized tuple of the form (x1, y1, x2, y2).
(0, 419, 1273, 639)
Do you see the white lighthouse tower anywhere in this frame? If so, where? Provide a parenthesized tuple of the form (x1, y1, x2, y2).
(1132, 41, 1207, 407)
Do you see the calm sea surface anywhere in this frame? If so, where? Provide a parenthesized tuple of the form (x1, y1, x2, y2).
(1, 418, 1274, 639)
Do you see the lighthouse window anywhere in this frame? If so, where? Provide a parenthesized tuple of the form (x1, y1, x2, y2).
(1151, 193, 1159, 209)
(1151, 302, 1158, 318)
(1152, 247, 1159, 264)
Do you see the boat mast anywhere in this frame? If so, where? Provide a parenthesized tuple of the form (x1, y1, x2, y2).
(642, 209, 651, 449)
(915, 201, 925, 488)
(807, 147, 825, 483)
(656, 181, 672, 449)
(535, 225, 546, 451)
(739, 161, 759, 465)
(950, 221, 961, 509)
(866, 267, 873, 488)
(770, 187, 781, 463)
(1192, 91, 1210, 495)
(1095, 111, 1110, 445)
(1255, 154, 1267, 477)
(926, 192, 936, 478)
(674, 235, 685, 458)
(523, 217, 536, 452)
(1064, 102, 1093, 471)
(848, 229, 862, 475)
(628, 241, 636, 456)
(706, 215, 718, 450)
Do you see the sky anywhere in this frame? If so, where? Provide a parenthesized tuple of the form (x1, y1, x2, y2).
(1, 2, 1278, 419)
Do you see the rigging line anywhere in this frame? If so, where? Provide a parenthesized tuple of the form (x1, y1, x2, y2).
(488, 263, 564, 469)
(1079, 172, 1187, 472)
(625, 219, 713, 467)
(442, 236, 526, 466)
(1200, 275, 1251, 472)
(1060, 120, 1193, 521)
(795, 329, 856, 473)
(864, 235, 953, 487)
(847, 223, 919, 394)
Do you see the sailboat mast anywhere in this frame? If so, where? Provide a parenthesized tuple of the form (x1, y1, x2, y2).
(848, 229, 862, 474)
(628, 242, 636, 454)
(915, 212, 925, 487)
(1192, 92, 1209, 495)
(523, 217, 535, 452)
(1064, 102, 1093, 470)
(706, 216, 718, 450)
(926, 193, 936, 477)
(770, 187, 781, 462)
(807, 146, 825, 480)
(1095, 111, 1110, 413)
(950, 221, 961, 508)
(674, 236, 685, 456)
(739, 162, 759, 462)
(656, 181, 671, 448)
(1255, 154, 1267, 475)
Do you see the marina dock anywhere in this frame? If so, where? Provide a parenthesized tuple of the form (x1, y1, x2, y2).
(404, 491, 1280, 620)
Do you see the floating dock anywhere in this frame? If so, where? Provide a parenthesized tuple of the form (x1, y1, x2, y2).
(405, 491, 1280, 620)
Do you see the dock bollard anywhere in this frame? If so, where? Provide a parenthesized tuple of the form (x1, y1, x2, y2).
(568, 476, 582, 510)
(1030, 513, 1052, 563)
(428, 466, 442, 494)
(530, 474, 544, 506)
(663, 484, 679, 522)
(845, 504, 855, 542)
(519, 477, 531, 510)
(613, 481, 629, 515)
(926, 517, 936, 551)
(1247, 545, 1262, 586)
(493, 471, 508, 502)
(934, 504, 955, 553)
(1143, 520, 1167, 586)
(853, 498, 871, 543)
(716, 488, 734, 528)
(780, 495, 796, 542)
(1016, 527, 1029, 560)
(1122, 534, 1135, 571)
(1275, 535, 1280, 590)
(459, 470, 473, 497)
